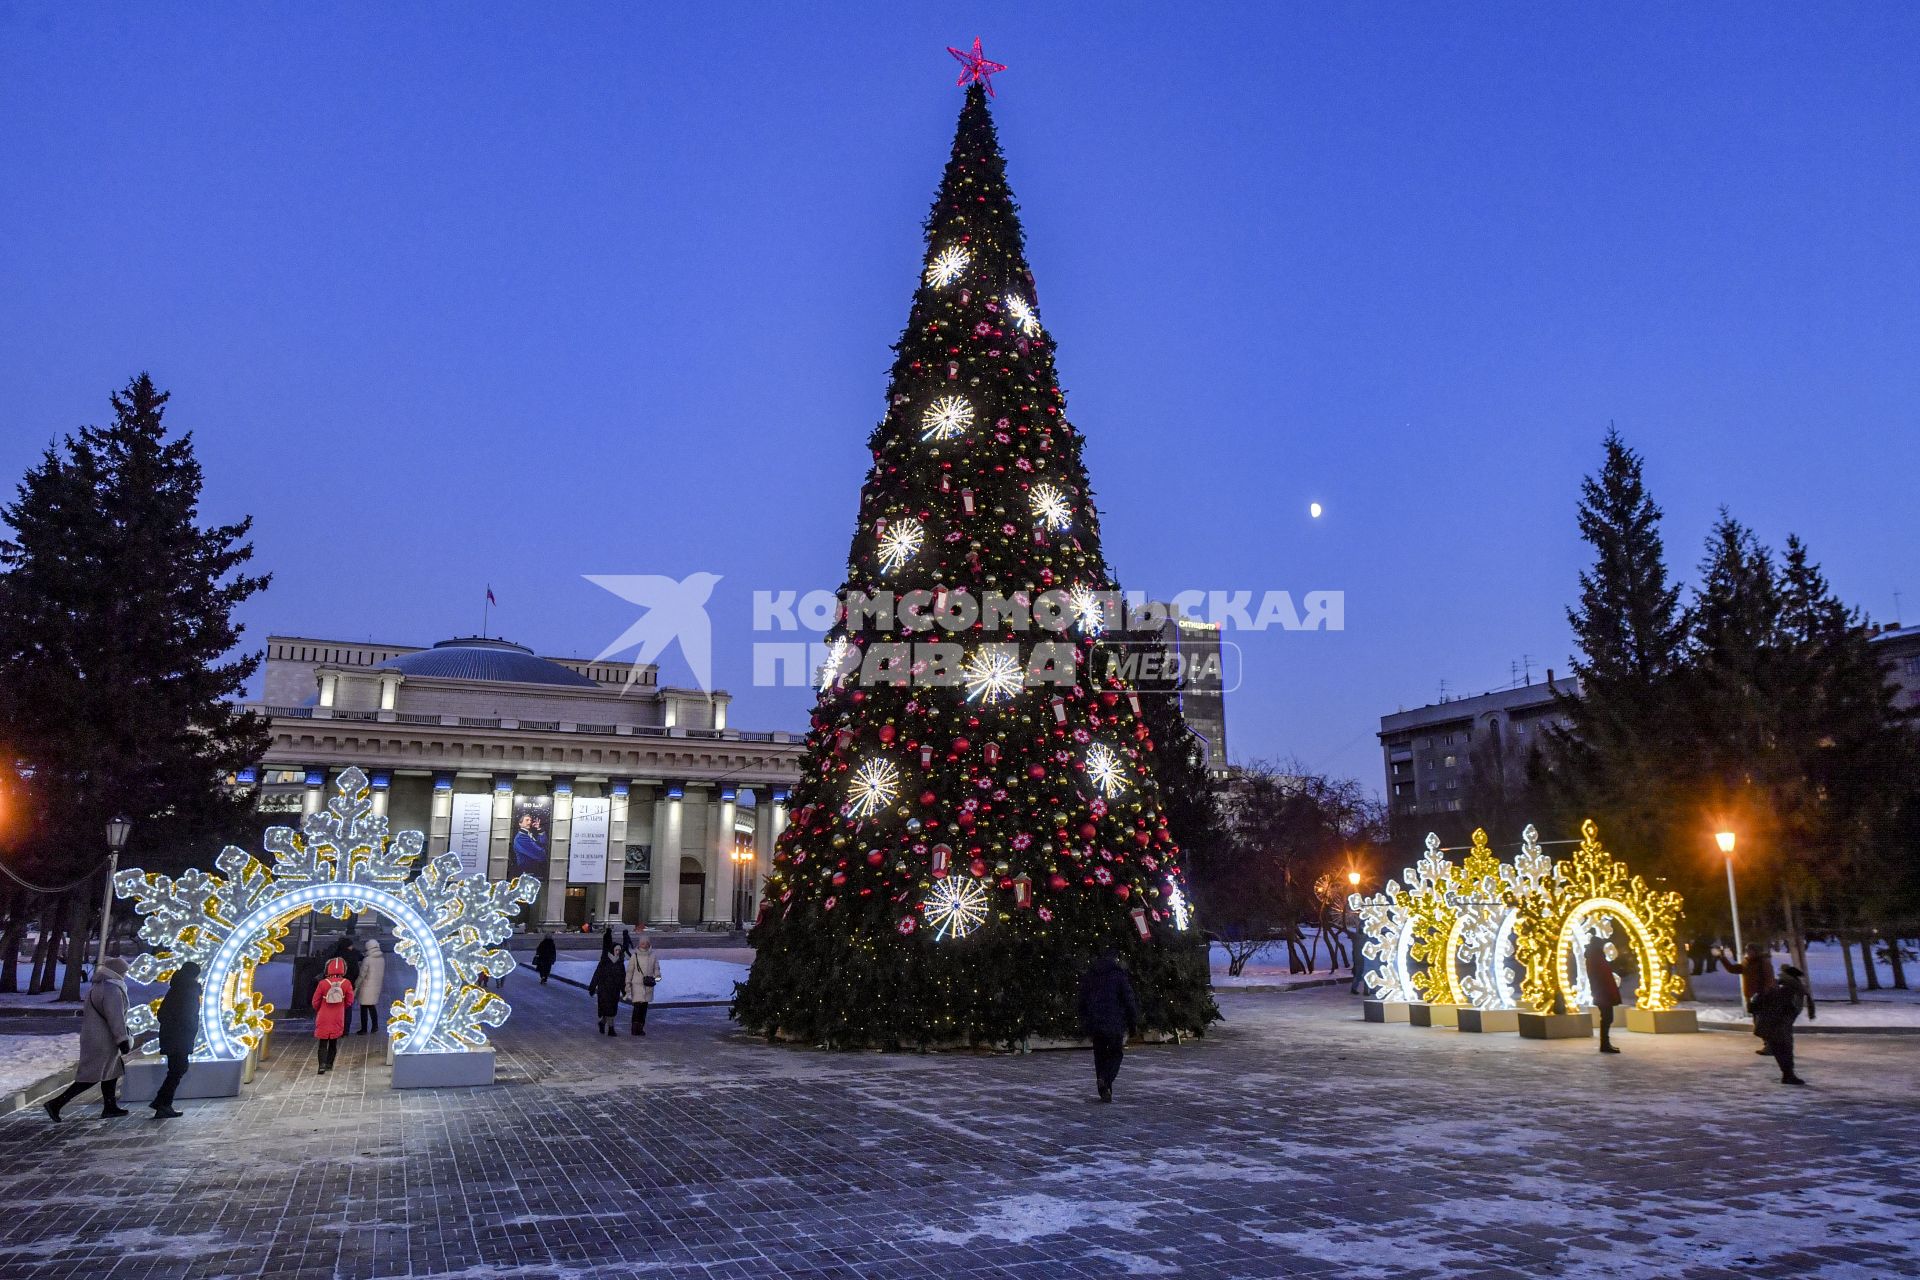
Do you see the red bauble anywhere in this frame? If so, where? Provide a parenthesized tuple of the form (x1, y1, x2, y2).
(920, 791, 937, 806)
(1115, 884, 1131, 899)
(867, 851, 884, 866)
(970, 858, 988, 877)
(953, 737, 970, 753)
(879, 724, 897, 744)
(1048, 873, 1069, 891)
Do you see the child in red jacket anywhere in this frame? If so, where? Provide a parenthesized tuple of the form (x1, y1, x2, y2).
(312, 957, 354, 1074)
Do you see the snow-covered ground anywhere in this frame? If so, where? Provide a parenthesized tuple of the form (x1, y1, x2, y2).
(1208, 937, 1351, 987)
(548, 957, 746, 1003)
(0, 964, 78, 1010)
(1684, 940, 1920, 1028)
(0, 1034, 76, 1096)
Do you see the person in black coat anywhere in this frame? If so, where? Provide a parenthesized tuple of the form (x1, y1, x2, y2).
(150, 961, 201, 1118)
(587, 948, 624, 1036)
(534, 934, 558, 985)
(1751, 963, 1815, 1085)
(1077, 950, 1139, 1103)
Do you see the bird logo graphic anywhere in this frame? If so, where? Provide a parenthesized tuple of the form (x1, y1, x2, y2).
(584, 572, 722, 693)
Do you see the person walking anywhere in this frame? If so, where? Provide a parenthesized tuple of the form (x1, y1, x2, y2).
(356, 941, 385, 1035)
(1584, 936, 1622, 1054)
(1750, 963, 1816, 1085)
(1077, 950, 1139, 1103)
(150, 960, 202, 1118)
(534, 933, 557, 984)
(1717, 942, 1776, 1053)
(311, 956, 353, 1073)
(44, 956, 132, 1121)
(587, 945, 623, 1036)
(623, 936, 662, 1036)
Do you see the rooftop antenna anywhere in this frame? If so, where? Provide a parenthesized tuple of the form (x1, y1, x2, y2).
(1437, 678, 1450, 704)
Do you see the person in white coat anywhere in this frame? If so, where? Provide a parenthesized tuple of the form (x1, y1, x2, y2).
(355, 939, 386, 1035)
(45, 956, 131, 1120)
(622, 936, 662, 1036)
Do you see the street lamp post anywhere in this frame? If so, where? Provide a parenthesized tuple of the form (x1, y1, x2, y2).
(1716, 831, 1743, 958)
(98, 816, 133, 967)
(728, 846, 752, 930)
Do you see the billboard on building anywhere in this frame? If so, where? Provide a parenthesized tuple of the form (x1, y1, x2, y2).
(510, 794, 553, 881)
(569, 797, 611, 884)
(448, 792, 492, 877)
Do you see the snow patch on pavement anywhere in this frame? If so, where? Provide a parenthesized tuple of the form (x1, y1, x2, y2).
(0, 1032, 75, 1096)
(914, 1192, 1150, 1245)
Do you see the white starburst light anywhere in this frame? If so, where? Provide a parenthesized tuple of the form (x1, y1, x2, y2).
(924, 876, 991, 940)
(1167, 880, 1192, 930)
(1085, 743, 1129, 797)
(818, 635, 852, 692)
(1029, 483, 1071, 531)
(845, 757, 901, 819)
(1069, 584, 1105, 636)
(962, 647, 1024, 705)
(1004, 293, 1039, 335)
(876, 518, 924, 573)
(926, 245, 970, 288)
(921, 396, 974, 442)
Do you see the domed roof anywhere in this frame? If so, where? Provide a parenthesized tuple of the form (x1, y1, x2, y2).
(379, 637, 599, 688)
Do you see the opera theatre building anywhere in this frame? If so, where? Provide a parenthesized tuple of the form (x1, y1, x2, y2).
(249, 634, 804, 931)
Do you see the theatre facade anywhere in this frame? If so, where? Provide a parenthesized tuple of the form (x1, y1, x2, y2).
(248, 634, 805, 931)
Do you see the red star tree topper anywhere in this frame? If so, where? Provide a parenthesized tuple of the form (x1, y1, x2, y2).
(946, 37, 1006, 96)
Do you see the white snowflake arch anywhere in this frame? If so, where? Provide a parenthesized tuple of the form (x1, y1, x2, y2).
(1348, 832, 1450, 1003)
(114, 767, 538, 1061)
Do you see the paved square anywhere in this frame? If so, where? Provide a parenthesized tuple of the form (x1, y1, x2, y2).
(1, 979, 1916, 1279)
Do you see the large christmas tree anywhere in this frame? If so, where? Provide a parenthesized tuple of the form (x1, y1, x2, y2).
(735, 53, 1216, 1048)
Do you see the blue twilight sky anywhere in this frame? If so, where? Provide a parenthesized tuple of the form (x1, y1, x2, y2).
(2, 5, 1916, 790)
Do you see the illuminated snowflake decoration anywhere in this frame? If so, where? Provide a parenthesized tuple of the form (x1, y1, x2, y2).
(921, 395, 974, 441)
(818, 635, 854, 693)
(962, 647, 1024, 704)
(924, 876, 992, 941)
(1004, 293, 1040, 336)
(1167, 879, 1192, 931)
(845, 757, 902, 819)
(1349, 833, 1450, 1003)
(1069, 584, 1105, 636)
(926, 244, 970, 288)
(876, 518, 925, 573)
(112, 767, 536, 1061)
(1029, 483, 1072, 531)
(1084, 743, 1129, 798)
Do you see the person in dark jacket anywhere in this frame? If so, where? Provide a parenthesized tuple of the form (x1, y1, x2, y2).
(150, 961, 202, 1118)
(330, 934, 364, 1012)
(1717, 943, 1776, 1053)
(1751, 964, 1815, 1085)
(534, 934, 557, 984)
(1077, 950, 1139, 1103)
(587, 947, 624, 1036)
(1584, 936, 1622, 1054)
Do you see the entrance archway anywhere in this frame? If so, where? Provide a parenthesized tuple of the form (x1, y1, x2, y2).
(114, 767, 538, 1064)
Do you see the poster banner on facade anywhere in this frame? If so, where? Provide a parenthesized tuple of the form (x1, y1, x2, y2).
(510, 794, 553, 881)
(448, 792, 493, 877)
(569, 797, 611, 884)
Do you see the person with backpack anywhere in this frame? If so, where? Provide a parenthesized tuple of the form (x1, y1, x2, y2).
(1750, 963, 1815, 1085)
(150, 960, 202, 1118)
(533, 933, 557, 984)
(587, 944, 623, 1036)
(312, 956, 354, 1073)
(1077, 950, 1139, 1103)
(355, 940, 385, 1035)
(623, 935, 662, 1036)
(44, 956, 132, 1121)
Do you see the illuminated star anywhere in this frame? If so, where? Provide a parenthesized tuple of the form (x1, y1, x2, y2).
(962, 647, 1024, 705)
(1085, 743, 1128, 797)
(1029, 483, 1071, 532)
(845, 758, 901, 820)
(921, 396, 974, 441)
(1004, 294, 1039, 336)
(926, 245, 970, 288)
(925, 876, 992, 940)
(946, 37, 1007, 97)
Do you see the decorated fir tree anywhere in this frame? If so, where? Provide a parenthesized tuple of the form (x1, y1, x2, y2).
(735, 52, 1216, 1048)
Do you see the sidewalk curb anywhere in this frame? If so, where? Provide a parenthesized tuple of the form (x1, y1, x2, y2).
(2, 1066, 74, 1116)
(1698, 1020, 1920, 1037)
(1213, 977, 1352, 994)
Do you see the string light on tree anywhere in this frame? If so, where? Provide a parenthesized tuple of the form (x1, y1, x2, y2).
(1085, 743, 1129, 797)
(1004, 294, 1039, 336)
(924, 875, 992, 940)
(926, 245, 970, 288)
(962, 647, 1024, 705)
(876, 518, 925, 573)
(1167, 880, 1192, 930)
(1029, 483, 1071, 531)
(844, 757, 902, 819)
(818, 635, 852, 693)
(921, 396, 974, 441)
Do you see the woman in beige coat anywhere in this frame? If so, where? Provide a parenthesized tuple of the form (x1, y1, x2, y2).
(45, 956, 131, 1120)
(622, 936, 662, 1036)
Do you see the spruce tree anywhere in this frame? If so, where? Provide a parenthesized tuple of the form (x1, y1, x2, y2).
(1548, 431, 1693, 891)
(735, 79, 1215, 1047)
(0, 375, 270, 996)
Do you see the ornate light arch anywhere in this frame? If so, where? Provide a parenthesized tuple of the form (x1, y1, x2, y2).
(1512, 819, 1685, 1014)
(115, 768, 538, 1061)
(1350, 833, 1450, 1003)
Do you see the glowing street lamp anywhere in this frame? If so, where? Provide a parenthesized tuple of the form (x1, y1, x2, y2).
(1716, 831, 1743, 958)
(1347, 870, 1362, 889)
(97, 817, 133, 966)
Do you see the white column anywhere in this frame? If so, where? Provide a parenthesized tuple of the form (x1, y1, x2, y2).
(428, 777, 454, 857)
(711, 788, 736, 925)
(488, 779, 514, 882)
(302, 769, 326, 816)
(607, 783, 631, 922)
(546, 783, 574, 929)
(652, 786, 681, 925)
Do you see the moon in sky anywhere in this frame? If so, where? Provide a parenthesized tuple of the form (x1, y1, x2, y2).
(1309, 502, 1323, 519)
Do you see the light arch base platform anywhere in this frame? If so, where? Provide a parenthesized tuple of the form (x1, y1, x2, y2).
(114, 767, 539, 1092)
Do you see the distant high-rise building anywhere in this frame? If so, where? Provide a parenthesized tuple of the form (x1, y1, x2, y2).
(1106, 603, 1230, 777)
